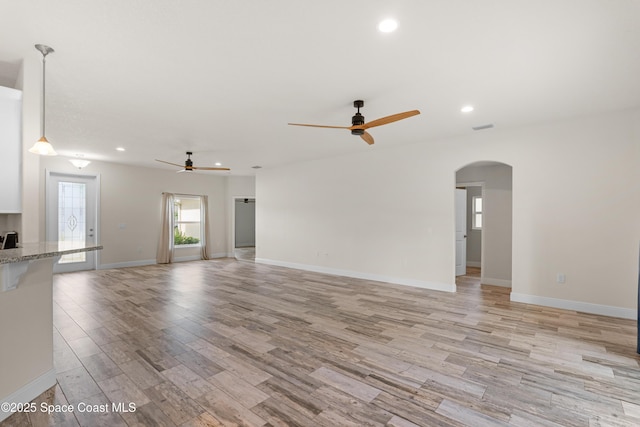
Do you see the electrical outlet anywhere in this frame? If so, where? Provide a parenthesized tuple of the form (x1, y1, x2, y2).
(557, 273, 566, 284)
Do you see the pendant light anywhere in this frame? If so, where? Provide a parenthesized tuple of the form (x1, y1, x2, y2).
(29, 44, 57, 156)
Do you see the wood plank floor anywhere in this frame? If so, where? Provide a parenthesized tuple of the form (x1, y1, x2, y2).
(3, 260, 639, 426)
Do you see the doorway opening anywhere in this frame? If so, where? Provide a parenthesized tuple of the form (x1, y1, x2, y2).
(45, 171, 100, 273)
(455, 162, 512, 289)
(232, 197, 255, 261)
(455, 183, 484, 276)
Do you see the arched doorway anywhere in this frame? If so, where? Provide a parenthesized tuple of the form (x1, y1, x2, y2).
(455, 161, 513, 288)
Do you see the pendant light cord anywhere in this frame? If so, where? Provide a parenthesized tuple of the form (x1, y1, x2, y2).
(35, 44, 54, 138)
(41, 53, 46, 137)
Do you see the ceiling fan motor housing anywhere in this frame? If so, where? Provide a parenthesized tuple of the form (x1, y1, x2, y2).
(185, 152, 194, 170)
(351, 100, 365, 135)
(351, 116, 365, 135)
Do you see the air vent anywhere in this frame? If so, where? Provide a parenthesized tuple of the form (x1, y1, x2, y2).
(251, 165, 262, 169)
(472, 124, 494, 131)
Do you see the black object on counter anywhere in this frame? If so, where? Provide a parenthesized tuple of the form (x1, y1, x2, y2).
(1, 232, 17, 249)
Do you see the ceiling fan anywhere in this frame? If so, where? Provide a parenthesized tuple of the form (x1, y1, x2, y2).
(288, 100, 420, 145)
(155, 151, 230, 172)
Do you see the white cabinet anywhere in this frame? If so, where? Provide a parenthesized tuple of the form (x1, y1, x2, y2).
(0, 86, 22, 213)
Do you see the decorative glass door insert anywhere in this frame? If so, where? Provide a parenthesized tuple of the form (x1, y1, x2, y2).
(57, 181, 87, 263)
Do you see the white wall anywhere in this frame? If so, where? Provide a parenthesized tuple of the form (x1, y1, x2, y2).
(0, 86, 22, 214)
(16, 55, 40, 243)
(257, 142, 458, 292)
(0, 258, 56, 421)
(38, 157, 233, 267)
(257, 109, 640, 317)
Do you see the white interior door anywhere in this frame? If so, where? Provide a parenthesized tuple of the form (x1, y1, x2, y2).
(46, 172, 98, 273)
(455, 188, 467, 276)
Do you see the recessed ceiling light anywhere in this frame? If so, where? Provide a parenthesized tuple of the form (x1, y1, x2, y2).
(378, 19, 398, 33)
(461, 105, 474, 113)
(116, 147, 125, 151)
(215, 162, 222, 166)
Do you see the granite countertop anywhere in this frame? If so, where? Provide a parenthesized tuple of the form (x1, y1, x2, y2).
(0, 242, 103, 264)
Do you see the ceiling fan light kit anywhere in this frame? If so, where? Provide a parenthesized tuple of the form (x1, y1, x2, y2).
(288, 100, 420, 145)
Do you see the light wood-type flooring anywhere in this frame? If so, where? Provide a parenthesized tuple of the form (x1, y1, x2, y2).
(234, 247, 256, 262)
(3, 260, 639, 426)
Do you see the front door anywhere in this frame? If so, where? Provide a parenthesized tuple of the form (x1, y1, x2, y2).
(46, 172, 98, 273)
(455, 188, 467, 276)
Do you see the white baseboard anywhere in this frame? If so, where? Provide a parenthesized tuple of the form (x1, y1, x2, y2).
(174, 255, 201, 262)
(466, 261, 481, 268)
(510, 292, 636, 319)
(97, 252, 231, 270)
(98, 259, 156, 270)
(208, 252, 231, 259)
(482, 277, 512, 287)
(255, 258, 455, 293)
(0, 369, 56, 422)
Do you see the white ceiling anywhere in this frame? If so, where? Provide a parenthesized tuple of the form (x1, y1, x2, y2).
(1, 0, 639, 175)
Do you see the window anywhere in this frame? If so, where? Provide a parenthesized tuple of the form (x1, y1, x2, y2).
(472, 196, 483, 230)
(174, 196, 202, 246)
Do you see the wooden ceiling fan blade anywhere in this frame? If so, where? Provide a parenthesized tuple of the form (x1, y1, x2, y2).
(360, 131, 374, 145)
(156, 159, 185, 167)
(192, 166, 231, 171)
(362, 110, 421, 129)
(288, 123, 351, 129)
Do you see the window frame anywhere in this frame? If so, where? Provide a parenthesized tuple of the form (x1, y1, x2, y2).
(472, 195, 483, 230)
(173, 195, 203, 248)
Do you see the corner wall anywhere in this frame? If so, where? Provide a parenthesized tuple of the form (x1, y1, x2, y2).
(257, 109, 640, 317)
(16, 55, 40, 243)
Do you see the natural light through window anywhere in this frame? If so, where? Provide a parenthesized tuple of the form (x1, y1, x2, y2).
(174, 196, 202, 246)
(472, 196, 483, 230)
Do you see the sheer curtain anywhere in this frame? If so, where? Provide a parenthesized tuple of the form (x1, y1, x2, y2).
(156, 192, 175, 264)
(200, 195, 211, 260)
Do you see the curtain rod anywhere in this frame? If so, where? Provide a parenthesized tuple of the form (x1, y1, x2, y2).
(161, 192, 205, 198)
